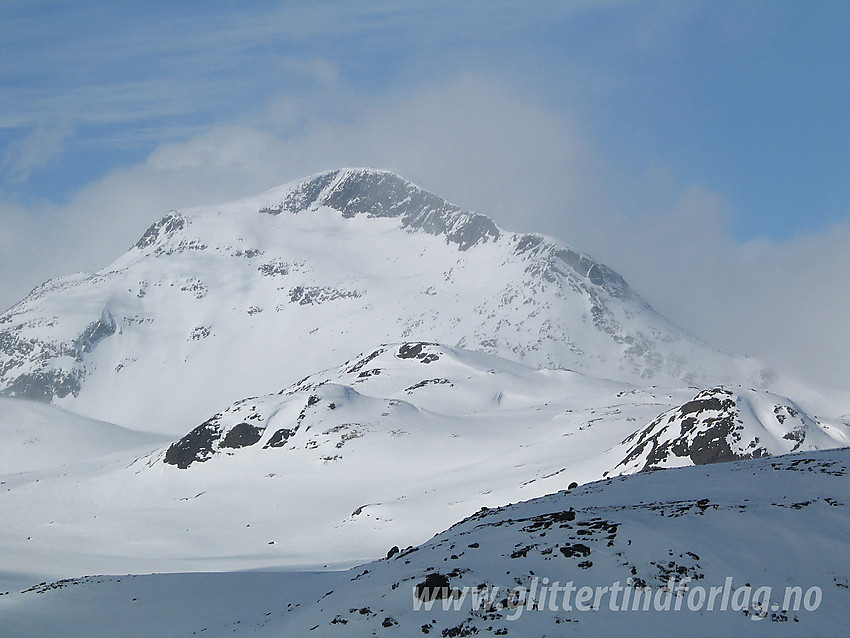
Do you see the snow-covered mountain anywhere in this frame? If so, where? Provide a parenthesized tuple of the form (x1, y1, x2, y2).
(1, 169, 846, 637)
(0, 168, 769, 433)
(4, 448, 848, 637)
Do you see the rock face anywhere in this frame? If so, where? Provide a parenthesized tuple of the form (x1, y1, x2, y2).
(614, 387, 842, 473)
(0, 309, 116, 402)
(260, 169, 501, 251)
(0, 169, 766, 431)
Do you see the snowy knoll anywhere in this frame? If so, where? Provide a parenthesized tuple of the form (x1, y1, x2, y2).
(612, 387, 849, 474)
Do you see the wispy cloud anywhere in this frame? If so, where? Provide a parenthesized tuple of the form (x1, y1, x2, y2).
(1, 122, 72, 182)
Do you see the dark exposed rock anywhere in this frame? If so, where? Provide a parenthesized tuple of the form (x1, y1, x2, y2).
(346, 347, 387, 374)
(0, 311, 115, 403)
(414, 573, 452, 602)
(76, 314, 117, 354)
(559, 542, 591, 558)
(259, 170, 501, 251)
(257, 261, 290, 277)
(397, 343, 440, 363)
(1, 370, 81, 402)
(264, 427, 297, 449)
(321, 170, 500, 251)
(260, 170, 500, 250)
(510, 545, 536, 558)
(134, 212, 186, 250)
(231, 248, 262, 259)
(617, 388, 770, 472)
(164, 416, 222, 469)
(219, 422, 263, 449)
(440, 621, 479, 637)
(289, 285, 361, 305)
(190, 326, 211, 341)
(553, 248, 630, 299)
(514, 233, 546, 255)
(404, 378, 452, 393)
(260, 170, 339, 215)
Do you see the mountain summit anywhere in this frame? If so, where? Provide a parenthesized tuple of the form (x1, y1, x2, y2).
(0, 168, 765, 432)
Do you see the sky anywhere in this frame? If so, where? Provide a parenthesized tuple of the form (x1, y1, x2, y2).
(1, 1, 848, 398)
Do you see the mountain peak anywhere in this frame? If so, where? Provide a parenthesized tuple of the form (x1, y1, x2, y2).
(258, 168, 501, 251)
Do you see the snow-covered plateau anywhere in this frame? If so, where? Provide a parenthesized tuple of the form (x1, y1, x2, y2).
(0, 169, 847, 635)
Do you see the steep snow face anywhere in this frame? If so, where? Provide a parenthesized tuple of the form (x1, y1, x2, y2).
(612, 387, 848, 473)
(4, 449, 849, 637)
(0, 169, 767, 432)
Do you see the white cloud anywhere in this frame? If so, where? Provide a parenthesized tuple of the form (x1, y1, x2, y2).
(567, 183, 850, 401)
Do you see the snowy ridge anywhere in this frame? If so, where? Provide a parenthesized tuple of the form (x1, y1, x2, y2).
(257, 169, 501, 251)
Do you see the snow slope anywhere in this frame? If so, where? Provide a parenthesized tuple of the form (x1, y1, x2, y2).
(1, 344, 844, 591)
(3, 448, 848, 637)
(0, 169, 846, 636)
(0, 169, 771, 433)
(0, 397, 164, 475)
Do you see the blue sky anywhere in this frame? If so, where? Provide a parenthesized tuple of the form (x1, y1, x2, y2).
(3, 1, 848, 238)
(1, 1, 849, 394)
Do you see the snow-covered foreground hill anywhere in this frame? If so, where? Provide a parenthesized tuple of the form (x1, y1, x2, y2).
(1, 343, 845, 593)
(3, 448, 848, 637)
(0, 168, 771, 433)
